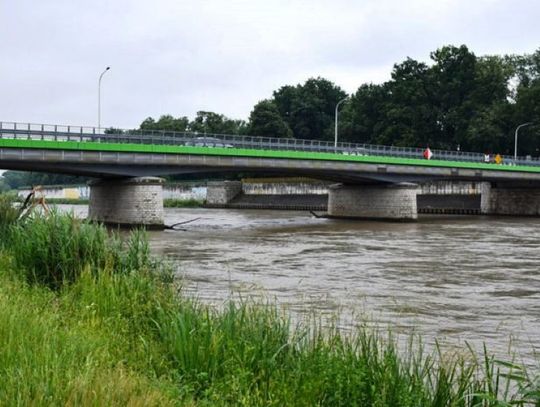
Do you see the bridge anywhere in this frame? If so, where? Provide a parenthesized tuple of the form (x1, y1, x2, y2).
(1, 121, 540, 226)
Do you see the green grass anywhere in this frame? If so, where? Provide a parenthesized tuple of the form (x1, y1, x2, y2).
(0, 193, 21, 239)
(0, 193, 538, 406)
(164, 198, 204, 208)
(46, 197, 204, 207)
(46, 197, 89, 205)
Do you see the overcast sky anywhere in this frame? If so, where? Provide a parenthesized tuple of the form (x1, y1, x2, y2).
(1, 0, 539, 131)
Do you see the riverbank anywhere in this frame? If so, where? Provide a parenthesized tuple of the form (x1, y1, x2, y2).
(0, 196, 538, 405)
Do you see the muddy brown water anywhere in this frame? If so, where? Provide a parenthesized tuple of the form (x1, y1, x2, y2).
(63, 205, 540, 366)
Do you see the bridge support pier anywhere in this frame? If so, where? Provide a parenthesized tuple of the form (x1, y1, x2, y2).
(481, 183, 540, 216)
(206, 181, 242, 207)
(88, 177, 165, 228)
(327, 183, 420, 221)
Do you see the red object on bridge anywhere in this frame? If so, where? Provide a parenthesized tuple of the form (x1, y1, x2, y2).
(423, 147, 433, 160)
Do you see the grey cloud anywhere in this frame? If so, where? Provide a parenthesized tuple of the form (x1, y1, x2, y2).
(0, 0, 538, 131)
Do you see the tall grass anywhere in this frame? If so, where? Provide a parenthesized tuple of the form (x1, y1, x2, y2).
(0, 193, 20, 242)
(5, 209, 155, 289)
(0, 193, 538, 405)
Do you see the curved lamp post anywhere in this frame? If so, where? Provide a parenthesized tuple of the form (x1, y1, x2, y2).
(98, 66, 111, 133)
(514, 122, 531, 161)
(334, 97, 349, 148)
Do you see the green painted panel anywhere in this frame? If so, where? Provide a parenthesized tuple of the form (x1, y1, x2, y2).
(1, 137, 540, 174)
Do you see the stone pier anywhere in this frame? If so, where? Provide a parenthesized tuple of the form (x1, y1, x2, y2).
(480, 183, 540, 216)
(88, 177, 165, 228)
(327, 183, 420, 220)
(206, 181, 242, 206)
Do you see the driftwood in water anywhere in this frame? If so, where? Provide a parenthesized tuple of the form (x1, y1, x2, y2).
(19, 186, 50, 220)
(164, 217, 201, 230)
(309, 210, 327, 218)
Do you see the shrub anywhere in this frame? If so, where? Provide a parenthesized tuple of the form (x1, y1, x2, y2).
(7, 211, 155, 289)
(0, 193, 20, 242)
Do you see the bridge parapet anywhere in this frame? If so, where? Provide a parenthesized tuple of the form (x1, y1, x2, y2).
(2, 120, 540, 168)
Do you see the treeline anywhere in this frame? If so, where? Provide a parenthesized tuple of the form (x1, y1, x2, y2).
(1, 171, 88, 191)
(2, 44, 539, 189)
(143, 45, 540, 155)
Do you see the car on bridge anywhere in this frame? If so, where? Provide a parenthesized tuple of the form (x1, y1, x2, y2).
(185, 136, 233, 148)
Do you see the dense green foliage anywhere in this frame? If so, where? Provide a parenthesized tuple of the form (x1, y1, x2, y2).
(140, 111, 248, 135)
(4, 211, 154, 289)
(1, 170, 90, 190)
(339, 46, 540, 154)
(0, 195, 539, 405)
(139, 45, 540, 156)
(248, 99, 293, 138)
(272, 77, 348, 141)
(0, 193, 20, 237)
(163, 198, 204, 208)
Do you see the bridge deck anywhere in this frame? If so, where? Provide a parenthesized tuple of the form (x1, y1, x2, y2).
(1, 136, 540, 175)
(2, 122, 540, 181)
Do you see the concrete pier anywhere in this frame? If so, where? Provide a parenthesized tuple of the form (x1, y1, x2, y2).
(327, 183, 420, 220)
(88, 177, 165, 228)
(206, 181, 242, 206)
(481, 183, 540, 216)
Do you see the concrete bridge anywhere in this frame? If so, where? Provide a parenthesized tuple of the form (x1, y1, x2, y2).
(1, 121, 540, 226)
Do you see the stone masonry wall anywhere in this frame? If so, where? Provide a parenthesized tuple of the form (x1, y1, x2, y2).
(328, 183, 419, 220)
(420, 181, 487, 195)
(206, 181, 242, 205)
(242, 181, 330, 195)
(88, 177, 164, 227)
(481, 185, 540, 215)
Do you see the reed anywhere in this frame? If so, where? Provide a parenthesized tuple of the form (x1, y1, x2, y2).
(0, 193, 21, 242)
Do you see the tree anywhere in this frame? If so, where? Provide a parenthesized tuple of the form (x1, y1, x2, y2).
(340, 84, 389, 144)
(189, 111, 247, 134)
(140, 115, 189, 132)
(343, 45, 531, 153)
(2, 171, 89, 189)
(247, 100, 292, 138)
(273, 77, 348, 140)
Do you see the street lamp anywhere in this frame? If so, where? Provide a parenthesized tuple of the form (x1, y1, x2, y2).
(334, 97, 349, 148)
(514, 122, 531, 161)
(98, 66, 111, 133)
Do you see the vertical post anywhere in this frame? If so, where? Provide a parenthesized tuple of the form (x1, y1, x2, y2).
(98, 66, 111, 133)
(514, 122, 532, 162)
(334, 97, 349, 149)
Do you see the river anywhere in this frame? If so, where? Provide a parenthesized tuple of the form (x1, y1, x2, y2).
(64, 205, 540, 366)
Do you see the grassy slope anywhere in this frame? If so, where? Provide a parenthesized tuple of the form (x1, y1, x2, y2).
(0, 199, 538, 405)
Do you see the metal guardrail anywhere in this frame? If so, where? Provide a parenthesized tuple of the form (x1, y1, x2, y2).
(1, 121, 539, 167)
